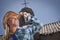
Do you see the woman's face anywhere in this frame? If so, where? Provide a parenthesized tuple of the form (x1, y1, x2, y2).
(8, 15, 19, 33)
(8, 15, 18, 26)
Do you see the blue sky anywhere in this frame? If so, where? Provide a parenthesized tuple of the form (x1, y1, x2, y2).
(0, 0, 60, 35)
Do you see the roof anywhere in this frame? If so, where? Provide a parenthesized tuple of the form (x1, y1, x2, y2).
(39, 21, 60, 35)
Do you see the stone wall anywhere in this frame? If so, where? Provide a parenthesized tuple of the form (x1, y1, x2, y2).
(40, 32, 60, 40)
(0, 35, 3, 40)
(34, 32, 60, 40)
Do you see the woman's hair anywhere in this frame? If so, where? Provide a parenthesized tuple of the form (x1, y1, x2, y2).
(3, 11, 18, 40)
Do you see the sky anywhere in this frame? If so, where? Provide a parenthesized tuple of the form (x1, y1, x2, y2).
(0, 0, 60, 35)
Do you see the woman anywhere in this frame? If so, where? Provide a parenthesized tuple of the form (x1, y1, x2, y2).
(3, 11, 19, 40)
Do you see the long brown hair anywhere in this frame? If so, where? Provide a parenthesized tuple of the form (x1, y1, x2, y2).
(3, 11, 18, 40)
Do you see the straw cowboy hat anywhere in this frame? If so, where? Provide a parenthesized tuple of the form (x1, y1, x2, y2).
(2, 11, 18, 40)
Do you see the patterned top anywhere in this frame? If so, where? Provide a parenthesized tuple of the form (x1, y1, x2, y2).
(9, 17, 42, 40)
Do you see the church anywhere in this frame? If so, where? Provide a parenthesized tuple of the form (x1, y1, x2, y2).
(0, 0, 60, 40)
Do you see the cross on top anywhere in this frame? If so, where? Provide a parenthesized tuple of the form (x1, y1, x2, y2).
(23, 0, 29, 7)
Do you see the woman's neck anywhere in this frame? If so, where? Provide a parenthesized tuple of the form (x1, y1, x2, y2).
(9, 26, 17, 34)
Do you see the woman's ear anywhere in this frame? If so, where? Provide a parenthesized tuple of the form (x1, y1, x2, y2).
(7, 20, 10, 27)
(7, 18, 11, 27)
